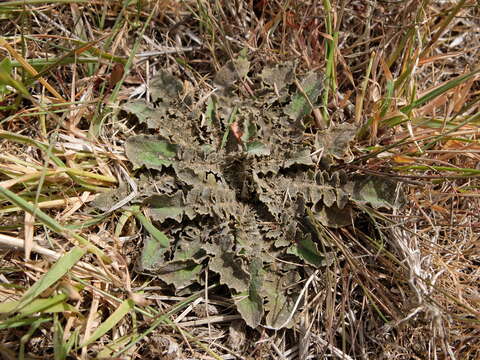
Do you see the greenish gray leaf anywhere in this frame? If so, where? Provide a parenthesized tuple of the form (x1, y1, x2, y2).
(287, 235, 325, 267)
(214, 58, 250, 89)
(314, 203, 353, 228)
(315, 122, 357, 161)
(156, 259, 203, 289)
(91, 184, 130, 212)
(260, 62, 295, 91)
(264, 272, 300, 329)
(285, 72, 323, 121)
(125, 135, 178, 170)
(235, 259, 264, 328)
(245, 141, 270, 155)
(144, 191, 185, 222)
(284, 149, 314, 167)
(150, 70, 183, 103)
(346, 175, 405, 209)
(122, 99, 158, 126)
(137, 236, 169, 273)
(240, 116, 257, 143)
(206, 245, 250, 293)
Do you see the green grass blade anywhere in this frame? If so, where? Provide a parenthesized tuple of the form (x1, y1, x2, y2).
(90, 0, 155, 137)
(0, 186, 110, 262)
(0, 294, 75, 316)
(19, 318, 45, 360)
(97, 334, 133, 358)
(54, 321, 78, 360)
(13, 247, 86, 311)
(131, 206, 170, 248)
(401, 68, 480, 114)
(380, 79, 395, 118)
(0, 130, 114, 191)
(0, 317, 51, 330)
(53, 315, 67, 360)
(394, 165, 480, 175)
(0, 186, 66, 233)
(0, 0, 88, 5)
(80, 299, 135, 348)
(0, 56, 30, 97)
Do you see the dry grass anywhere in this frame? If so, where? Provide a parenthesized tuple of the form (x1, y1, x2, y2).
(0, 0, 479, 359)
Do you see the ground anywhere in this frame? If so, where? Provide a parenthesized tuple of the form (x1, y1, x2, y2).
(0, 1, 479, 359)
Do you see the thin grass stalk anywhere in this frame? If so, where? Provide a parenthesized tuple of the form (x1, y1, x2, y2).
(0, 186, 110, 263)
